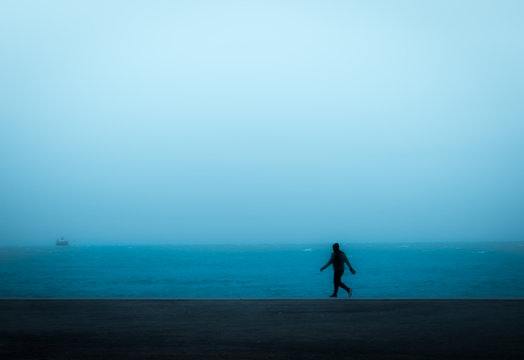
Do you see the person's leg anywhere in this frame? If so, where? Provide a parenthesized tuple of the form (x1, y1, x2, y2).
(335, 270, 351, 296)
(337, 270, 352, 296)
(337, 270, 349, 291)
(339, 281, 350, 293)
(331, 270, 343, 297)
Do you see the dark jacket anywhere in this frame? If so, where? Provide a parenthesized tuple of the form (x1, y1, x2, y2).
(325, 250, 351, 271)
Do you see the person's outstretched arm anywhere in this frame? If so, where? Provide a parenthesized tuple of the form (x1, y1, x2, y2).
(345, 255, 356, 274)
(320, 254, 334, 272)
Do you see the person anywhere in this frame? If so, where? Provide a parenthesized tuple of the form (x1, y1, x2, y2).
(320, 243, 356, 297)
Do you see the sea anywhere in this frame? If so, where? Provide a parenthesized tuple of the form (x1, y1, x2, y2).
(1, 242, 524, 298)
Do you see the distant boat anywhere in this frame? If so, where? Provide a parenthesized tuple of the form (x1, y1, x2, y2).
(56, 237, 69, 246)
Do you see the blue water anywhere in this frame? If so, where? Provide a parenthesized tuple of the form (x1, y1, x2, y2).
(1, 242, 524, 298)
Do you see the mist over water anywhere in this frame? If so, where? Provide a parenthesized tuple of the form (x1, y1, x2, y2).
(1, 1, 524, 246)
(2, 242, 523, 298)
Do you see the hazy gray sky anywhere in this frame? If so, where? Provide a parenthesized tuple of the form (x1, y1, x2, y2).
(1, 0, 523, 245)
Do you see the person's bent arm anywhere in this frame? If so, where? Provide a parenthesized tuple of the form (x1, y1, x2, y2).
(320, 255, 333, 272)
(345, 256, 356, 274)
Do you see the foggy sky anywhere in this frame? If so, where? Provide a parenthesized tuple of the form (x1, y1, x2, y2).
(1, 0, 523, 245)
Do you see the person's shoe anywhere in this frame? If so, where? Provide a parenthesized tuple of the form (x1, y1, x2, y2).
(347, 288, 352, 297)
(329, 293, 337, 298)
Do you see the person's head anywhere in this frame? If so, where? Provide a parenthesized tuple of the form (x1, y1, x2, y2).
(332, 243, 340, 251)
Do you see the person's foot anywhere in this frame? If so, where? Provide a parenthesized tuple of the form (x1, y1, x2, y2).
(347, 288, 352, 297)
(329, 293, 337, 298)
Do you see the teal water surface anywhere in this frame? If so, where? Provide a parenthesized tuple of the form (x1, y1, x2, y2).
(1, 242, 523, 298)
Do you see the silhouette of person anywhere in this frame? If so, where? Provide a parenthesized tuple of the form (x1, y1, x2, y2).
(320, 243, 356, 297)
